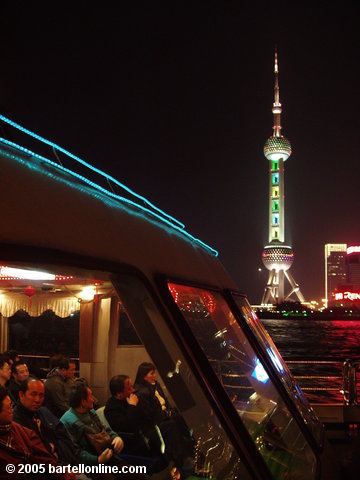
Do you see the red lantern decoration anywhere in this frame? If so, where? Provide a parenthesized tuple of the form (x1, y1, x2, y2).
(24, 285, 36, 308)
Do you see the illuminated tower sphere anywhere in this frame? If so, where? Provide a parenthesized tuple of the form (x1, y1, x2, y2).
(261, 50, 305, 305)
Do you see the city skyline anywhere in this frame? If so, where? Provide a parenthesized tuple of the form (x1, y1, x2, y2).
(1, 4, 360, 303)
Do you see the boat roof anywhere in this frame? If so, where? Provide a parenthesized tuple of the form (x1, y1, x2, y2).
(0, 115, 236, 289)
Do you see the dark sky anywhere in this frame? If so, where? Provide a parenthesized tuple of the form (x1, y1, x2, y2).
(1, 3, 360, 303)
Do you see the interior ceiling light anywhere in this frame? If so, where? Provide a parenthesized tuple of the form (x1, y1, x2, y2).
(0, 266, 55, 281)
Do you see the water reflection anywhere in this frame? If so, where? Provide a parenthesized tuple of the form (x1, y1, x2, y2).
(261, 319, 360, 402)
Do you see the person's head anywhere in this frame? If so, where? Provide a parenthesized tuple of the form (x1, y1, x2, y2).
(18, 377, 44, 412)
(0, 387, 13, 425)
(109, 375, 134, 399)
(49, 354, 64, 370)
(12, 361, 29, 384)
(135, 362, 156, 386)
(65, 361, 76, 379)
(3, 350, 20, 365)
(51, 355, 76, 379)
(69, 381, 94, 412)
(0, 356, 11, 386)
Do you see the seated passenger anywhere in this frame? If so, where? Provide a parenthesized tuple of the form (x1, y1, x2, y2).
(3, 350, 20, 366)
(13, 377, 80, 466)
(105, 375, 149, 455)
(134, 363, 195, 476)
(44, 356, 76, 418)
(61, 382, 148, 480)
(0, 387, 76, 479)
(0, 356, 15, 405)
(8, 361, 29, 402)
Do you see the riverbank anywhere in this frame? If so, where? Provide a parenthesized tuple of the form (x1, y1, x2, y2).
(255, 310, 360, 320)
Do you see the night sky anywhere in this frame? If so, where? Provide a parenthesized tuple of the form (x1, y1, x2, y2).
(1, 3, 360, 303)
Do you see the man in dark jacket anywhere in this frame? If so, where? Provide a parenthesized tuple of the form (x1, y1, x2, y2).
(8, 361, 29, 402)
(0, 386, 76, 480)
(105, 375, 151, 456)
(13, 377, 79, 466)
(44, 356, 76, 418)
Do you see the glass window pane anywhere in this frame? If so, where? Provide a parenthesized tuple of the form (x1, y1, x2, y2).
(112, 276, 253, 479)
(232, 295, 323, 446)
(168, 282, 317, 480)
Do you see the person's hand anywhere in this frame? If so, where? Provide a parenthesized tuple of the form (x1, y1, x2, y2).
(127, 393, 138, 406)
(98, 447, 113, 463)
(112, 436, 124, 454)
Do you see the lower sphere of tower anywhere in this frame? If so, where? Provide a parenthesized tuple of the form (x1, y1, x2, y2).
(262, 245, 294, 271)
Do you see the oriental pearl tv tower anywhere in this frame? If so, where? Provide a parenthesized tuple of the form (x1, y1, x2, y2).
(261, 50, 305, 305)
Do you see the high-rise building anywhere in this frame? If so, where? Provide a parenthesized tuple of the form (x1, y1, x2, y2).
(261, 50, 304, 305)
(346, 246, 360, 287)
(325, 243, 347, 306)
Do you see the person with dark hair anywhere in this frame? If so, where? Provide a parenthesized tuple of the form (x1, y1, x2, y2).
(134, 364, 173, 427)
(105, 375, 153, 455)
(0, 386, 76, 479)
(60, 382, 124, 467)
(44, 356, 76, 417)
(9, 361, 29, 401)
(134, 363, 195, 476)
(13, 377, 80, 467)
(3, 350, 20, 366)
(0, 356, 15, 405)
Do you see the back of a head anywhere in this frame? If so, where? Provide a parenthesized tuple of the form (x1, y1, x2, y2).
(109, 375, 129, 396)
(69, 380, 88, 408)
(3, 350, 19, 364)
(50, 354, 70, 370)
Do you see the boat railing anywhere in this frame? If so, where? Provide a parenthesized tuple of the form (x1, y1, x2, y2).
(210, 357, 360, 406)
(18, 354, 80, 377)
(285, 359, 360, 406)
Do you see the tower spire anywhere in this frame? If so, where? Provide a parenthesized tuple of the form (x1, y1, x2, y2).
(272, 47, 282, 138)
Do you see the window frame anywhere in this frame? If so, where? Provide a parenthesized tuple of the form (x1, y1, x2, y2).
(156, 275, 321, 479)
(224, 290, 324, 453)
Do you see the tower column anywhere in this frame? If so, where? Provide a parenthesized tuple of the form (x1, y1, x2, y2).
(261, 50, 304, 305)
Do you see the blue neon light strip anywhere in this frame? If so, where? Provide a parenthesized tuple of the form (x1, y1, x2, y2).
(0, 114, 184, 229)
(0, 136, 218, 257)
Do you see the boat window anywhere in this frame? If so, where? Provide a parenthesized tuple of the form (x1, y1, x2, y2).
(168, 282, 318, 480)
(231, 294, 323, 446)
(112, 274, 253, 479)
(116, 302, 142, 345)
(0, 263, 253, 478)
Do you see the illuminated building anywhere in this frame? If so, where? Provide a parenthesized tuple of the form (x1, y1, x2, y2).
(346, 246, 360, 287)
(324, 244, 347, 306)
(261, 50, 304, 305)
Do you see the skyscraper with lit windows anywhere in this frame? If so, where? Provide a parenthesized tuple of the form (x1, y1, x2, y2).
(325, 243, 347, 306)
(261, 50, 304, 305)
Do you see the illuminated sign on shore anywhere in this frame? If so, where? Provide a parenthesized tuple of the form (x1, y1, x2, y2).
(335, 292, 360, 301)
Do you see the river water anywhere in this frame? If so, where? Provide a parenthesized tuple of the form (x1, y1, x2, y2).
(260, 318, 360, 403)
(260, 318, 360, 361)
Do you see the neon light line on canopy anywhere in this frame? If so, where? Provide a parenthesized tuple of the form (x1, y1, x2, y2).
(0, 114, 184, 229)
(0, 136, 218, 257)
